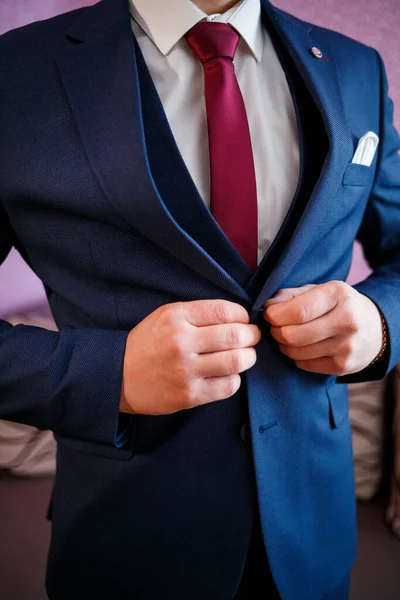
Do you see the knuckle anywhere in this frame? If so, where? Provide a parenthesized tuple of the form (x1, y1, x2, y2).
(346, 312, 359, 334)
(280, 327, 295, 346)
(230, 349, 243, 373)
(227, 326, 241, 347)
(332, 355, 343, 369)
(332, 280, 351, 302)
(340, 298, 359, 332)
(332, 354, 349, 375)
(296, 303, 309, 323)
(182, 380, 197, 408)
(214, 302, 232, 323)
(157, 303, 169, 320)
(341, 339, 354, 357)
(168, 331, 187, 357)
(284, 345, 297, 359)
(160, 302, 180, 324)
(174, 357, 191, 387)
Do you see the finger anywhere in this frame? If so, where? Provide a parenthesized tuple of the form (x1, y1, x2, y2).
(264, 282, 339, 326)
(269, 310, 339, 347)
(193, 323, 262, 354)
(196, 374, 242, 405)
(293, 356, 359, 376)
(292, 357, 342, 375)
(194, 347, 257, 378)
(184, 300, 250, 327)
(278, 334, 349, 361)
(264, 284, 317, 308)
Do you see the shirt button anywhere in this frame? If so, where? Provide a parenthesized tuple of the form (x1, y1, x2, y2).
(240, 422, 249, 442)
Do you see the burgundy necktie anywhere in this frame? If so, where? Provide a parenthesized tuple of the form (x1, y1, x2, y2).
(185, 22, 258, 272)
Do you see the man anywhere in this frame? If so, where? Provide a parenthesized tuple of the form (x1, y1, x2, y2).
(0, 0, 399, 598)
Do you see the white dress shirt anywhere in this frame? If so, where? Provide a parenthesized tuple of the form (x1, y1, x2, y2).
(129, 0, 300, 267)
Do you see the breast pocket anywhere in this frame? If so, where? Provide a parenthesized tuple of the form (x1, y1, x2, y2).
(342, 162, 376, 187)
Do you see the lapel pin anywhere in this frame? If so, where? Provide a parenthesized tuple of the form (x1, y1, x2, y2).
(310, 46, 328, 62)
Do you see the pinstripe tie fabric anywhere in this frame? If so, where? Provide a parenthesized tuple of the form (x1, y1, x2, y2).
(185, 22, 258, 271)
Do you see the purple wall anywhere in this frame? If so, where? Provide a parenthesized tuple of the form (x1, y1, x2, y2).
(1, 0, 399, 317)
(275, 0, 400, 133)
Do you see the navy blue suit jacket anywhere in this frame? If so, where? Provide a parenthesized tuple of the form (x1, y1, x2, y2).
(1, 1, 400, 599)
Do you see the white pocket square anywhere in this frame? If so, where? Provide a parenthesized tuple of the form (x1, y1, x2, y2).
(351, 131, 379, 167)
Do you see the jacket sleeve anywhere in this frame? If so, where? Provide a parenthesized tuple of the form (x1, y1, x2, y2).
(338, 50, 400, 384)
(0, 199, 130, 447)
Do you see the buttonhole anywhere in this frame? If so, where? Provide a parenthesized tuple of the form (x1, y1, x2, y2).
(259, 421, 278, 434)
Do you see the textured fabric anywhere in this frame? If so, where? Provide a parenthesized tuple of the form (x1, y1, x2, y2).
(186, 21, 258, 270)
(233, 509, 280, 599)
(129, 0, 300, 268)
(233, 515, 351, 600)
(1, 0, 400, 599)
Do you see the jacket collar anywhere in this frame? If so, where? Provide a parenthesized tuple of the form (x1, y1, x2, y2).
(59, 0, 352, 314)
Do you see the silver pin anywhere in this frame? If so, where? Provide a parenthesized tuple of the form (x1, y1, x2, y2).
(310, 46, 323, 59)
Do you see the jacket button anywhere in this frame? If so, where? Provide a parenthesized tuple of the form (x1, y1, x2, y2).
(240, 422, 249, 442)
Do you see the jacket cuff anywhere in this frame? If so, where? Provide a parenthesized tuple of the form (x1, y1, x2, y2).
(52, 328, 130, 447)
(115, 412, 135, 448)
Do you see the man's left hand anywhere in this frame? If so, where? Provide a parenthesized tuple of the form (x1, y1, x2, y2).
(263, 281, 384, 376)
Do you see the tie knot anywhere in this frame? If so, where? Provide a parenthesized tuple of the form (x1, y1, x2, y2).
(185, 22, 240, 64)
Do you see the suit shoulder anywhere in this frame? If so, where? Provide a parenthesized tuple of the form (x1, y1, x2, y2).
(313, 23, 376, 59)
(0, 7, 86, 62)
(314, 23, 381, 88)
(275, 7, 378, 63)
(282, 10, 381, 88)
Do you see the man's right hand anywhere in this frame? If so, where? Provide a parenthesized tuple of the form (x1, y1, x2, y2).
(120, 300, 262, 415)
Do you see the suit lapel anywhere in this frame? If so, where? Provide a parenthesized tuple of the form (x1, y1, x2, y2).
(132, 33, 255, 291)
(55, 0, 253, 305)
(55, 0, 353, 315)
(249, 1, 353, 318)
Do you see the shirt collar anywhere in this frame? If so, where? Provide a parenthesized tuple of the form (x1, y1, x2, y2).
(128, 0, 264, 62)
